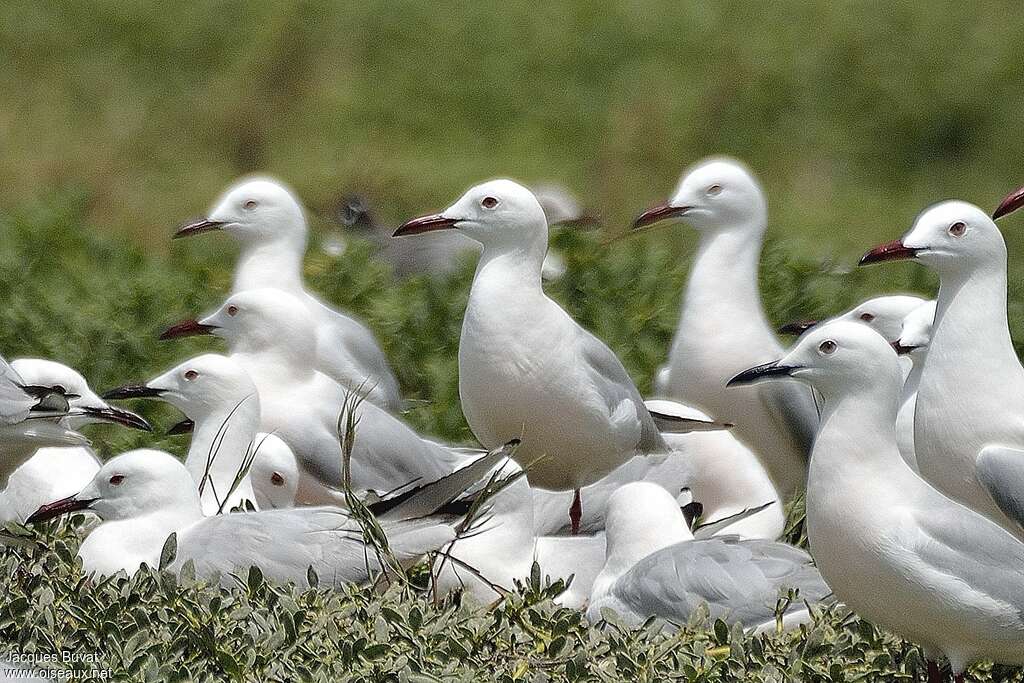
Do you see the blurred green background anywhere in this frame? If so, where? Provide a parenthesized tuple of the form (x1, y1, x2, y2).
(1, 0, 1023, 455)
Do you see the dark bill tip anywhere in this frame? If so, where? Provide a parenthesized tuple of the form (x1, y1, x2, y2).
(102, 384, 165, 401)
(81, 406, 152, 431)
(632, 204, 690, 231)
(159, 319, 217, 341)
(993, 186, 1024, 220)
(26, 495, 97, 524)
(167, 418, 195, 435)
(778, 320, 818, 336)
(173, 218, 226, 239)
(891, 341, 916, 356)
(392, 214, 458, 237)
(858, 240, 920, 267)
(726, 361, 798, 387)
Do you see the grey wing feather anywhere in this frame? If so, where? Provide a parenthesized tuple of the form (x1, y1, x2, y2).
(578, 330, 666, 453)
(175, 508, 454, 588)
(976, 446, 1024, 532)
(914, 506, 1024, 618)
(311, 297, 402, 411)
(610, 537, 832, 629)
(757, 381, 819, 456)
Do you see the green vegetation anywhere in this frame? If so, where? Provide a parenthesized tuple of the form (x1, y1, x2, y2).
(4, 1, 1024, 680)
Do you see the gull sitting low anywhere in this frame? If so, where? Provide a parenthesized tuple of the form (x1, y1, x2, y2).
(860, 201, 1024, 538)
(0, 359, 150, 522)
(630, 158, 819, 500)
(395, 179, 674, 533)
(27, 445, 511, 584)
(160, 289, 469, 504)
(0, 355, 91, 490)
(587, 482, 830, 631)
(730, 320, 1024, 682)
(173, 177, 401, 411)
(434, 465, 606, 609)
(103, 354, 296, 515)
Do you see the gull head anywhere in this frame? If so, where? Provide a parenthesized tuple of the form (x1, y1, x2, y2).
(604, 483, 691, 562)
(12, 358, 151, 432)
(730, 320, 901, 401)
(632, 157, 766, 235)
(27, 449, 199, 524)
(175, 177, 306, 245)
(249, 435, 300, 509)
(394, 179, 548, 252)
(778, 295, 927, 343)
(106, 354, 257, 421)
(199, 289, 316, 359)
(894, 300, 936, 357)
(860, 200, 1005, 276)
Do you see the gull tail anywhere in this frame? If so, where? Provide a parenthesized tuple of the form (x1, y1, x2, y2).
(644, 399, 733, 433)
(370, 439, 519, 522)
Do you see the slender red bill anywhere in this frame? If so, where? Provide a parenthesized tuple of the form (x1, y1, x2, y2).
(993, 186, 1024, 220)
(393, 214, 458, 237)
(858, 240, 920, 266)
(159, 319, 217, 341)
(632, 204, 690, 231)
(174, 218, 226, 239)
(26, 495, 97, 524)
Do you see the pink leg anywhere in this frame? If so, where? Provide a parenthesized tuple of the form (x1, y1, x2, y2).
(569, 489, 582, 535)
(926, 661, 942, 683)
(952, 675, 964, 683)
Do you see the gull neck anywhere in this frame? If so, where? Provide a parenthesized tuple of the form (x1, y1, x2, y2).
(234, 235, 307, 294)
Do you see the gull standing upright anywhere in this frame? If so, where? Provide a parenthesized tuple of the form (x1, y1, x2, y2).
(730, 320, 1024, 681)
(395, 180, 669, 533)
(0, 359, 150, 522)
(173, 177, 401, 411)
(160, 289, 468, 504)
(631, 158, 818, 498)
(861, 201, 1024, 537)
(103, 354, 296, 515)
(893, 300, 936, 470)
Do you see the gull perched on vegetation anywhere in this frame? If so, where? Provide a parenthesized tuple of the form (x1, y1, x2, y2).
(730, 320, 1024, 681)
(631, 158, 818, 499)
(103, 354, 295, 515)
(396, 179, 671, 533)
(0, 359, 149, 522)
(160, 289, 470, 504)
(174, 177, 401, 411)
(27, 446, 511, 583)
(587, 482, 829, 631)
(861, 201, 1024, 538)
(0, 355, 94, 490)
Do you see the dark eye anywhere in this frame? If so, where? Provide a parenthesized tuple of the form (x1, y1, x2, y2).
(109, 474, 125, 486)
(243, 199, 258, 210)
(227, 305, 238, 317)
(949, 221, 966, 237)
(184, 370, 199, 381)
(270, 472, 285, 487)
(859, 312, 875, 323)
(481, 196, 499, 209)
(819, 340, 837, 355)
(706, 184, 723, 196)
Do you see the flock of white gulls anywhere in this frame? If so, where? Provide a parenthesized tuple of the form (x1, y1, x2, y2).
(4, 156, 1024, 680)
